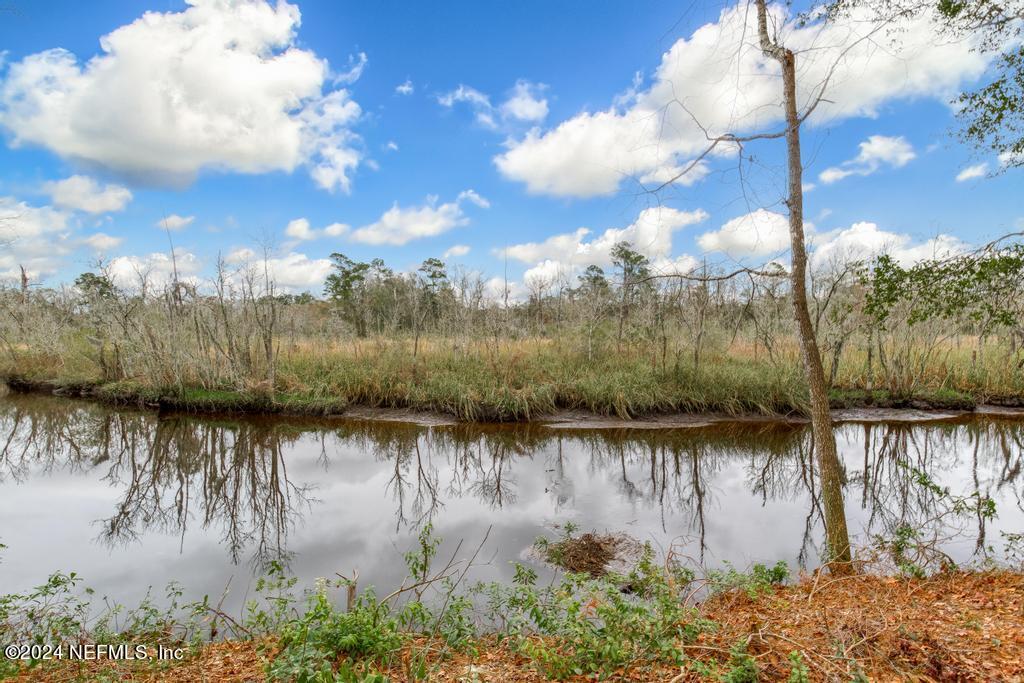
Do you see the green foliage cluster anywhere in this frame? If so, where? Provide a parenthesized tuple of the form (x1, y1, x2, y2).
(957, 44, 1024, 164)
(863, 247, 1024, 331)
(0, 570, 206, 679)
(871, 464, 997, 577)
(266, 587, 404, 683)
(706, 561, 790, 599)
(0, 524, 815, 682)
(323, 254, 459, 339)
(73, 272, 116, 302)
(474, 546, 710, 680)
(934, 0, 1024, 166)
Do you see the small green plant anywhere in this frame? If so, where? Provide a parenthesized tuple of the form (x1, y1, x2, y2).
(723, 641, 760, 682)
(265, 523, 478, 681)
(477, 547, 710, 680)
(707, 561, 789, 598)
(786, 651, 810, 683)
(404, 524, 440, 593)
(1003, 531, 1024, 568)
(908, 466, 996, 520)
(266, 584, 404, 682)
(880, 524, 928, 578)
(245, 560, 301, 633)
(0, 570, 206, 678)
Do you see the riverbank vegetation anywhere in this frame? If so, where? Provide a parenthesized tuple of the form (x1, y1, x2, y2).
(2, 243, 1023, 421)
(2, 518, 1024, 683)
(3, 524, 1023, 683)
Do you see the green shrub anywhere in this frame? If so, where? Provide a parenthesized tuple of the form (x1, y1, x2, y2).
(707, 561, 789, 598)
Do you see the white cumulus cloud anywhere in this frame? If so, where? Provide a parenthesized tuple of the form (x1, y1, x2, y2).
(227, 250, 334, 290)
(108, 249, 203, 289)
(955, 163, 988, 182)
(0, 197, 73, 281)
(495, 3, 990, 198)
(285, 218, 315, 241)
(156, 214, 195, 231)
(456, 189, 490, 209)
(443, 244, 471, 258)
(697, 209, 793, 259)
(0, 0, 365, 192)
(43, 175, 132, 214)
(810, 221, 965, 267)
(502, 206, 708, 285)
(81, 232, 123, 251)
(262, 252, 334, 289)
(284, 217, 349, 241)
(819, 135, 916, 184)
(349, 191, 488, 246)
(499, 80, 548, 122)
(439, 79, 548, 130)
(0, 197, 69, 241)
(438, 85, 495, 127)
(697, 211, 966, 268)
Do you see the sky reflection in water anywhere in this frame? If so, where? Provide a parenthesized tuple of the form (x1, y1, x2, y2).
(1, 392, 1021, 609)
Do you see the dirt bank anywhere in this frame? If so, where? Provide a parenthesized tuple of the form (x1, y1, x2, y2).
(4, 375, 1024, 428)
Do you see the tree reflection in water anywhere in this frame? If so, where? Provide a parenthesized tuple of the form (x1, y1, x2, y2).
(1, 392, 1022, 572)
(0, 396, 313, 567)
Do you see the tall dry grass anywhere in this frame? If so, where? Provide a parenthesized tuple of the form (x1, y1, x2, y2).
(2, 251, 1022, 420)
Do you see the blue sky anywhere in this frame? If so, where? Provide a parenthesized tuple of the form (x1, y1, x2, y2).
(0, 0, 1019, 295)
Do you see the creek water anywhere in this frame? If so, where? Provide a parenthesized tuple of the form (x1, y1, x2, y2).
(1, 390, 1022, 611)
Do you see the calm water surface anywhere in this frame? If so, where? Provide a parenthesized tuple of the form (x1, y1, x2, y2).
(1, 391, 1022, 609)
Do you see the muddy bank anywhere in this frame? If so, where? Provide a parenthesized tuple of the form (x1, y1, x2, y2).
(539, 409, 791, 430)
(539, 405, 1024, 429)
(4, 375, 1023, 428)
(2, 375, 351, 417)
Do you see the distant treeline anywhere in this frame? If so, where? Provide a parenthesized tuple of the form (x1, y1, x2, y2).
(2, 240, 1024, 418)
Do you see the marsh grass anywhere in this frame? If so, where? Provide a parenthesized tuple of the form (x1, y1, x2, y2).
(4, 332, 1023, 421)
(2, 337, 814, 420)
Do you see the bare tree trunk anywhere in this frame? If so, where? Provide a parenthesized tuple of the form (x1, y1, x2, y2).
(829, 337, 845, 387)
(866, 328, 874, 391)
(693, 259, 708, 372)
(755, 0, 852, 571)
(19, 265, 28, 302)
(617, 281, 627, 353)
